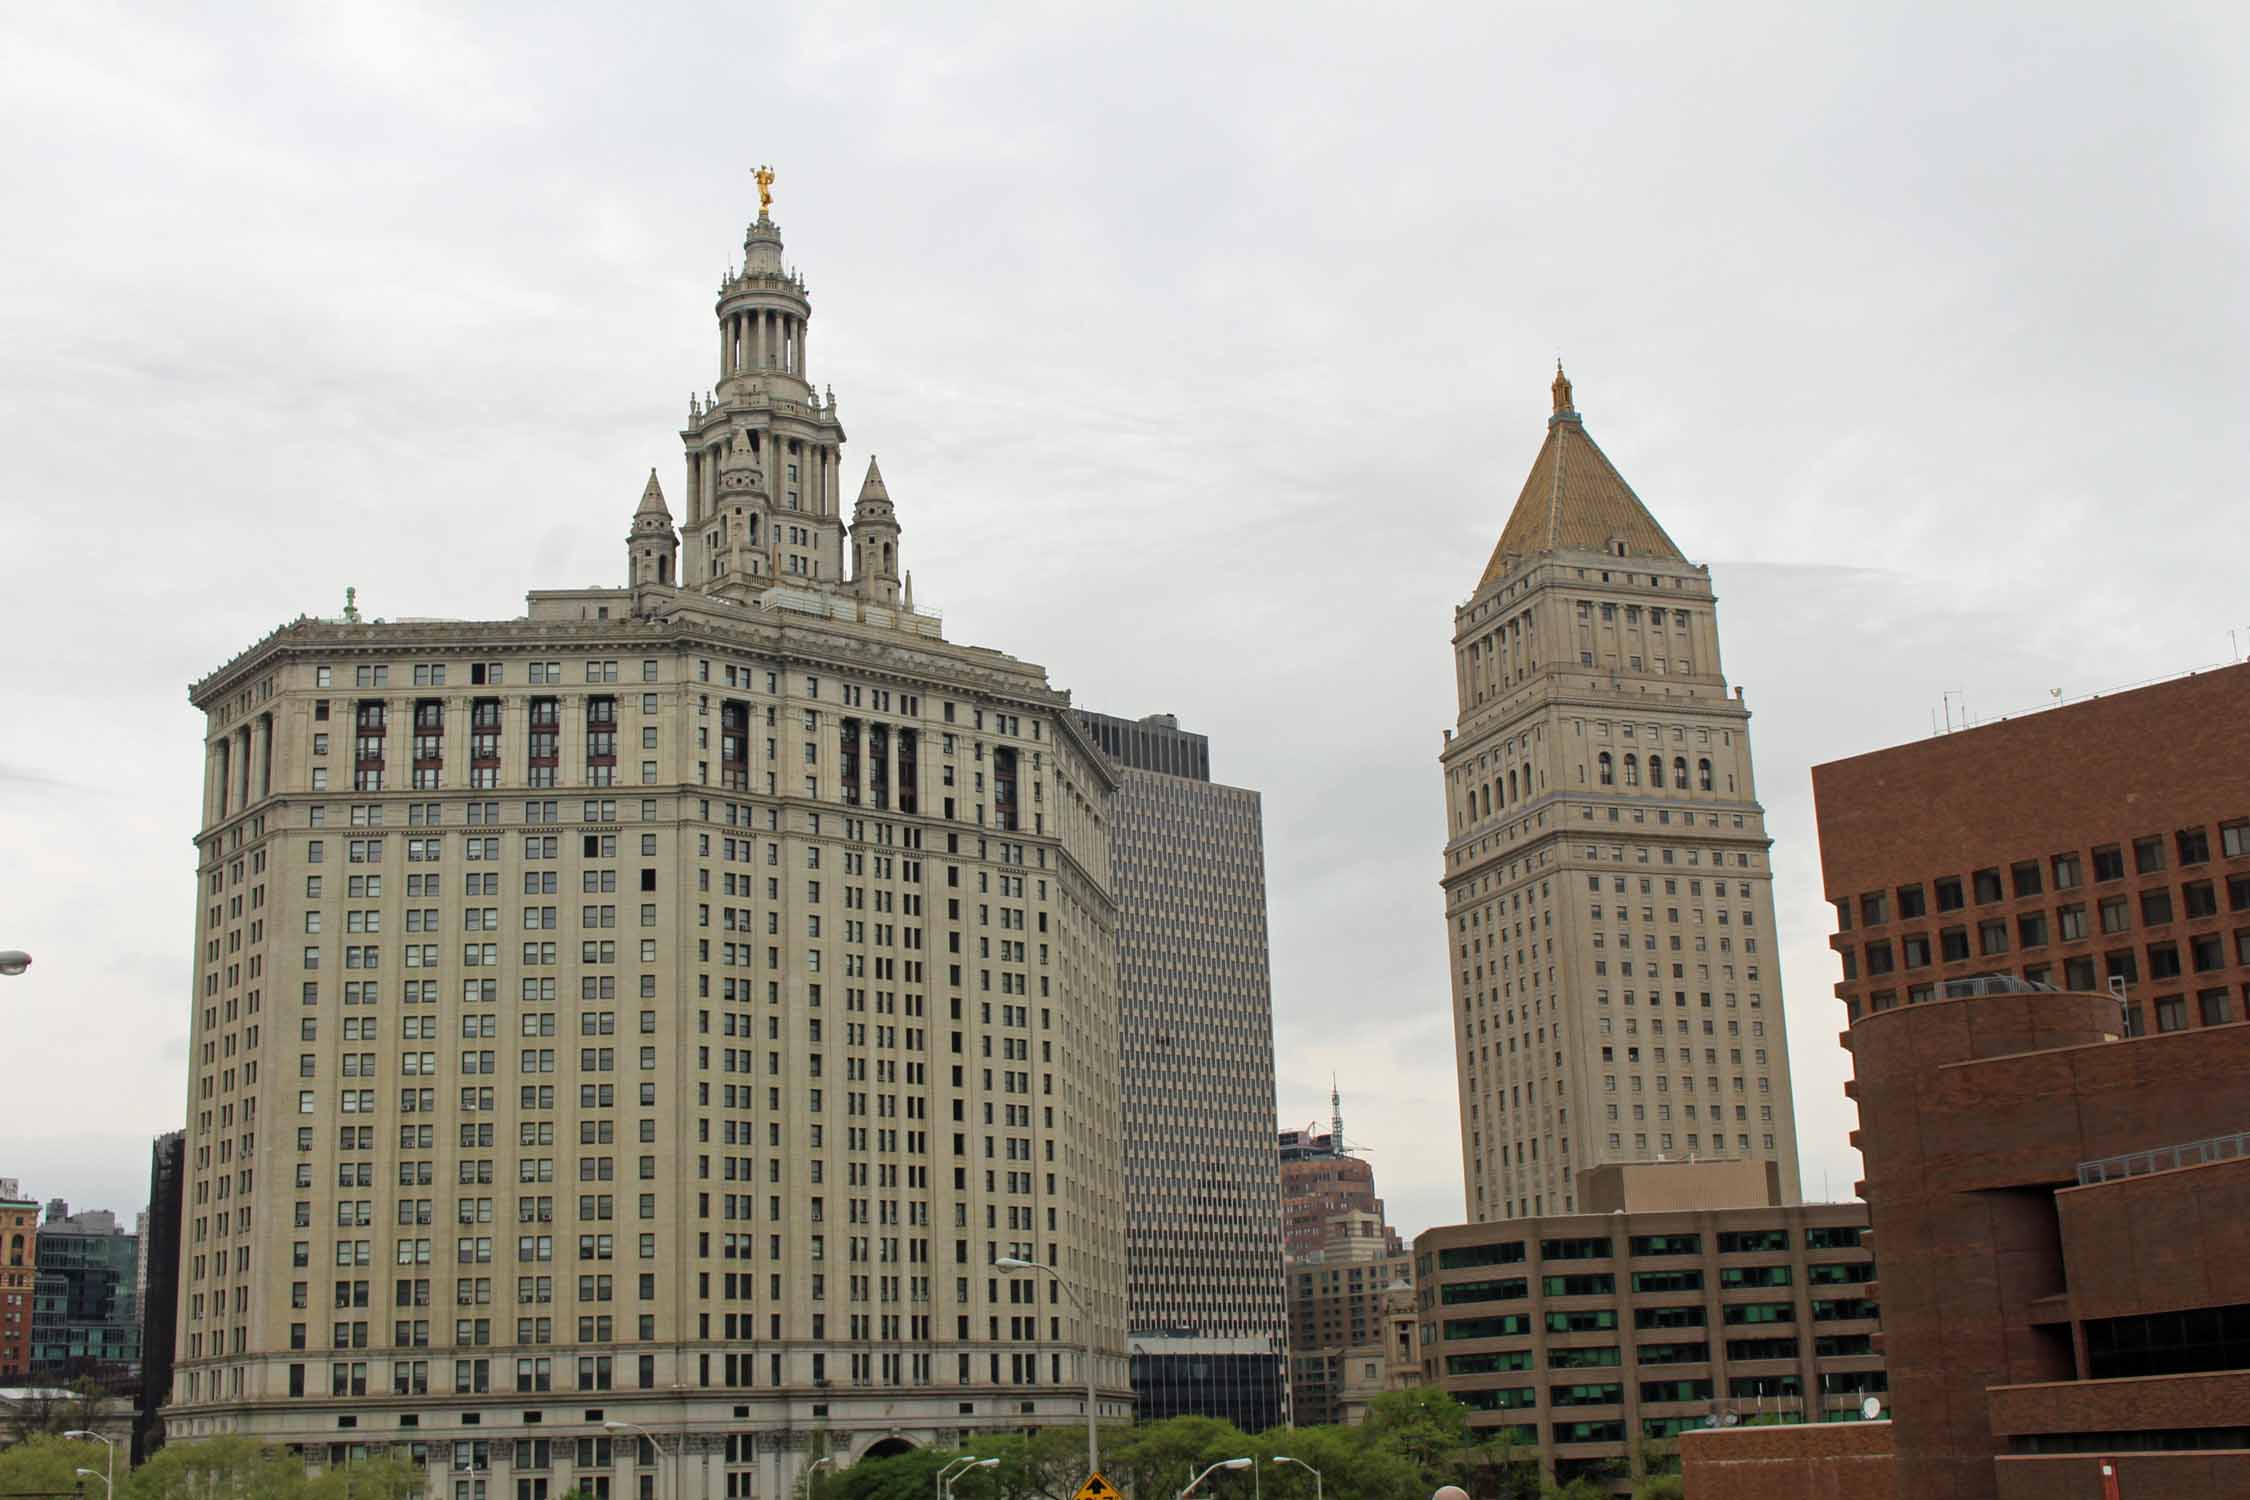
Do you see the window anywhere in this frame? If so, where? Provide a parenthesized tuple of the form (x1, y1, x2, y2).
(1939, 927, 1970, 963)
(2200, 989, 2231, 1026)
(2058, 904, 2088, 941)
(2098, 896, 2130, 934)
(1896, 885, 1926, 919)
(2155, 995, 2187, 1033)
(2141, 889, 2173, 926)
(1935, 877, 1965, 912)
(1860, 892, 1889, 927)
(2179, 828, 2211, 866)
(2017, 913, 2047, 949)
(2052, 853, 2082, 890)
(2092, 845, 2125, 882)
(1972, 868, 2004, 904)
(2135, 836, 2165, 875)
(2223, 822, 2250, 859)
(2011, 861, 2042, 897)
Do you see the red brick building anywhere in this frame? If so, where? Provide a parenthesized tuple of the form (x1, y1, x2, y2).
(1812, 662, 2250, 1035)
(1842, 982, 2250, 1498)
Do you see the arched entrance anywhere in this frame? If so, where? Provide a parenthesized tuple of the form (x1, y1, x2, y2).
(860, 1437, 917, 1461)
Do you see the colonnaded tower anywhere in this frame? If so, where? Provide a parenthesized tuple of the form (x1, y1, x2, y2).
(174, 186, 1130, 1495)
(1440, 368, 1802, 1221)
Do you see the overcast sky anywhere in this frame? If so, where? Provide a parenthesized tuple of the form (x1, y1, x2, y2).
(3, 3, 2246, 1242)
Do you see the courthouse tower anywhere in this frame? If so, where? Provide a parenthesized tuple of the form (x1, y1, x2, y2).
(175, 196, 1130, 1493)
(1441, 368, 1801, 1221)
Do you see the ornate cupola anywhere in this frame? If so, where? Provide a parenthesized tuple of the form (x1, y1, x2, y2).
(626, 469, 678, 588)
(848, 456, 903, 605)
(678, 166, 849, 594)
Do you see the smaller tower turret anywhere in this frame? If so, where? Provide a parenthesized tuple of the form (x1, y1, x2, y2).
(848, 456, 902, 606)
(627, 470, 678, 588)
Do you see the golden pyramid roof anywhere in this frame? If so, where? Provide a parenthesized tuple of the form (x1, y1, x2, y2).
(1476, 366, 1686, 589)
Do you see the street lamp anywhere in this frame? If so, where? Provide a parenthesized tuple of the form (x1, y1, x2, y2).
(1179, 1458, 1251, 1500)
(1271, 1456, 1321, 1500)
(603, 1420, 668, 1500)
(940, 1456, 998, 1500)
(996, 1255, 1098, 1480)
(65, 1430, 114, 1500)
(74, 1469, 111, 1500)
(0, 951, 30, 977)
(802, 1454, 832, 1500)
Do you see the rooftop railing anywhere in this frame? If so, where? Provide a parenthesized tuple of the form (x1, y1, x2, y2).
(2077, 1129, 2250, 1186)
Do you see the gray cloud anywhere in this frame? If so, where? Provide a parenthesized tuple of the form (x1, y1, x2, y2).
(2, 2, 2245, 1238)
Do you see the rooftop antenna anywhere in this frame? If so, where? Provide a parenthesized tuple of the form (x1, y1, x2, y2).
(1331, 1075, 1345, 1156)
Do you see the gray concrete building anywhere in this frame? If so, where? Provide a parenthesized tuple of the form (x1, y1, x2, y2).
(1079, 710, 1287, 1433)
(1442, 368, 1803, 1222)
(169, 192, 1133, 1495)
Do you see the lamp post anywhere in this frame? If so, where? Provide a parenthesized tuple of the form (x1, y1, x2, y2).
(803, 1454, 832, 1500)
(996, 1256, 1097, 1480)
(64, 1430, 114, 1500)
(1179, 1458, 1250, 1500)
(1271, 1456, 1321, 1500)
(941, 1456, 997, 1500)
(603, 1419, 668, 1500)
(74, 1470, 111, 1500)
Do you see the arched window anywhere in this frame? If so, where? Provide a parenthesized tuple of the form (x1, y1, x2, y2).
(1624, 755, 1641, 787)
(883, 542, 893, 570)
(1674, 756, 1689, 790)
(1698, 758, 1714, 791)
(1523, 762, 1533, 801)
(1598, 753, 1614, 787)
(1481, 785, 1492, 818)
(1507, 770, 1518, 804)
(1649, 757, 1665, 789)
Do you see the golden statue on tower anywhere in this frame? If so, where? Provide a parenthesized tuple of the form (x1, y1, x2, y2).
(754, 164, 775, 215)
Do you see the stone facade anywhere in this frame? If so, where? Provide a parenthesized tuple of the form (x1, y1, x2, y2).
(170, 204, 1131, 1497)
(1443, 369, 1802, 1221)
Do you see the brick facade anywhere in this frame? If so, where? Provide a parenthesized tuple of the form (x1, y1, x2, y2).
(1813, 661, 2250, 1035)
(1844, 985, 2250, 1498)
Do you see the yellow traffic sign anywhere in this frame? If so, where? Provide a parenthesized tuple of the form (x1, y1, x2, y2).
(1074, 1473, 1123, 1500)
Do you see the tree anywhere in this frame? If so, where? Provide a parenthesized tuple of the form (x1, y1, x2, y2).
(0, 1434, 100, 1498)
(1102, 1415, 1250, 1500)
(117, 1435, 419, 1500)
(1358, 1389, 1471, 1480)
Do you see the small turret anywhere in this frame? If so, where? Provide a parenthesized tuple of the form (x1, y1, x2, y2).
(627, 470, 678, 588)
(848, 456, 902, 605)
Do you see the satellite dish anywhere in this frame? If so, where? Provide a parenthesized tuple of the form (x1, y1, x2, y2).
(1860, 1397, 1882, 1421)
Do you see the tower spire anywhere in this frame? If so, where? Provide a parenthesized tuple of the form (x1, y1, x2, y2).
(1551, 359, 1575, 417)
(1331, 1075, 1345, 1156)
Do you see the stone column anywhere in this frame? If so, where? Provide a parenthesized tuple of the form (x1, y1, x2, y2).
(798, 316, 808, 379)
(236, 724, 252, 810)
(885, 724, 900, 812)
(210, 739, 229, 821)
(754, 309, 767, 370)
(720, 317, 731, 377)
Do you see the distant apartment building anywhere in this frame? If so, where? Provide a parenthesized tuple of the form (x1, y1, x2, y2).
(31, 1201, 141, 1379)
(1280, 1103, 1398, 1265)
(1, 1183, 35, 1380)
(1080, 708, 1287, 1433)
(1415, 1161, 1879, 1494)
(1814, 661, 2250, 1035)
(1281, 1100, 1417, 1426)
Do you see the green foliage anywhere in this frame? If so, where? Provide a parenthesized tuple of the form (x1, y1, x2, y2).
(1628, 1477, 1684, 1500)
(0, 1433, 102, 1498)
(111, 1436, 419, 1500)
(1541, 1479, 1612, 1500)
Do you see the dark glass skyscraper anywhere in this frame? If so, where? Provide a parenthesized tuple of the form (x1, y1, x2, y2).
(1080, 710, 1287, 1431)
